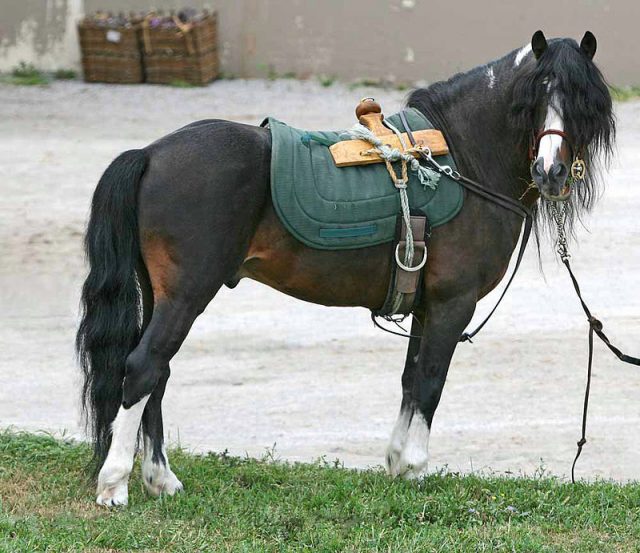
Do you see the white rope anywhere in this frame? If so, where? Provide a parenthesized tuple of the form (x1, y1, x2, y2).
(384, 119, 416, 279)
(340, 124, 441, 189)
(341, 121, 434, 314)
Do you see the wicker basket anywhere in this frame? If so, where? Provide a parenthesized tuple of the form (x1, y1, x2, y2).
(78, 22, 144, 84)
(142, 13, 218, 85)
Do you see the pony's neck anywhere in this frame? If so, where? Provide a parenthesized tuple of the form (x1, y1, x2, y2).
(408, 57, 533, 203)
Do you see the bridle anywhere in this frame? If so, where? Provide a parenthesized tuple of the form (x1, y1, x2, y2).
(529, 128, 587, 182)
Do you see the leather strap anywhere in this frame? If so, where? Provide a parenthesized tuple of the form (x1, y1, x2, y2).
(561, 255, 640, 482)
(459, 214, 532, 342)
(530, 128, 576, 161)
(398, 110, 532, 220)
(375, 212, 429, 318)
(396, 215, 427, 295)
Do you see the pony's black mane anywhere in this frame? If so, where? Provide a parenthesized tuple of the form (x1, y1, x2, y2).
(408, 38, 616, 243)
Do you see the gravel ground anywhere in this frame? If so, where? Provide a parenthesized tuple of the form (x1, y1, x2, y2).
(1, 80, 638, 481)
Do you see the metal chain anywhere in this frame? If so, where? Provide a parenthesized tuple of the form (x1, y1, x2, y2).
(550, 201, 570, 261)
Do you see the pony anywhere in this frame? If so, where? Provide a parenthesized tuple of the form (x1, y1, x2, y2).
(77, 30, 615, 506)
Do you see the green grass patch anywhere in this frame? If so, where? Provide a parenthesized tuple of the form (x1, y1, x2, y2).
(6, 62, 49, 86)
(53, 69, 77, 80)
(609, 85, 640, 102)
(318, 74, 336, 88)
(167, 79, 199, 88)
(1, 432, 639, 552)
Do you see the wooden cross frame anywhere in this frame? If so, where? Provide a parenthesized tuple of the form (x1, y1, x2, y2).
(330, 98, 450, 168)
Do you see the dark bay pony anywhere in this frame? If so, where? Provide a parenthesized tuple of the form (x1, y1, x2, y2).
(77, 30, 614, 506)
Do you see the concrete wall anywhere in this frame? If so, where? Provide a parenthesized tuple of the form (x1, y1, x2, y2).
(0, 0, 83, 71)
(1, 0, 638, 85)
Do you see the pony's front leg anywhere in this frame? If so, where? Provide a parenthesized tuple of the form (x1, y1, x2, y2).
(387, 292, 476, 479)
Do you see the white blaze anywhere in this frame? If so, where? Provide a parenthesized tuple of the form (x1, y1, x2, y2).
(539, 93, 564, 171)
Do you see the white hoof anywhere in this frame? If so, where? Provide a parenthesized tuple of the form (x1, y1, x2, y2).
(96, 480, 129, 507)
(96, 461, 131, 507)
(141, 440, 184, 498)
(386, 409, 430, 479)
(142, 462, 184, 498)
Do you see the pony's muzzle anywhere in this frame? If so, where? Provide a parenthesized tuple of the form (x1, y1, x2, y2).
(531, 158, 571, 201)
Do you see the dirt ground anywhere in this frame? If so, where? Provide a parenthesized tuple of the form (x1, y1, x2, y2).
(1, 80, 638, 481)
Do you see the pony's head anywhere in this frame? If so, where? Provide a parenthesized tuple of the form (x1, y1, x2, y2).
(511, 30, 615, 213)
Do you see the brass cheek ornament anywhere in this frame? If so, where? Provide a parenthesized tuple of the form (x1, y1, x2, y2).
(571, 157, 586, 182)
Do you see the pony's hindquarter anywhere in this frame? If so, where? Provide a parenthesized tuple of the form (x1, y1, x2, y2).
(77, 149, 149, 472)
(78, 121, 272, 505)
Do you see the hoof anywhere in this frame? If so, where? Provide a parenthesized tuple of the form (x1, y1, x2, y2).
(96, 482, 129, 507)
(386, 451, 429, 480)
(96, 462, 131, 507)
(142, 461, 184, 498)
(386, 410, 430, 480)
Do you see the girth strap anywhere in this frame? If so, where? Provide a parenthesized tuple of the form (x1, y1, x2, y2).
(374, 212, 430, 318)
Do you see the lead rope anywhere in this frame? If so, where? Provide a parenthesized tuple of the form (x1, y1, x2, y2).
(550, 202, 640, 483)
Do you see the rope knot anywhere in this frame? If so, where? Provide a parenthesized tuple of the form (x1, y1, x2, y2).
(459, 333, 473, 343)
(577, 438, 587, 447)
(588, 317, 603, 332)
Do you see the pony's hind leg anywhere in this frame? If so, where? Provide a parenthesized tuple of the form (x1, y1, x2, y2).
(96, 295, 217, 506)
(95, 395, 149, 506)
(95, 243, 226, 505)
(140, 370, 183, 497)
(95, 126, 269, 506)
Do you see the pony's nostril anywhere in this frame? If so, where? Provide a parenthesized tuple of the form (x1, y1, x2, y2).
(549, 162, 568, 183)
(530, 158, 546, 184)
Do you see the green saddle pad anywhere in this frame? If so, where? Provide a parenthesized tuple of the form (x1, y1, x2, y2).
(268, 108, 464, 250)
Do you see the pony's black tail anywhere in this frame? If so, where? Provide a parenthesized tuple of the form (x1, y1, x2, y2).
(76, 149, 148, 474)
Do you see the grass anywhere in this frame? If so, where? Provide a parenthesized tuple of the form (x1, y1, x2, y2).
(318, 74, 336, 88)
(1, 433, 640, 552)
(609, 85, 640, 102)
(53, 69, 77, 80)
(5, 62, 49, 86)
(0, 63, 75, 86)
(168, 79, 198, 88)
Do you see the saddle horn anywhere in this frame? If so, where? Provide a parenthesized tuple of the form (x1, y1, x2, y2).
(355, 97, 392, 136)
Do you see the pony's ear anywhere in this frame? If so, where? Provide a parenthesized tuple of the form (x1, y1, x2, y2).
(531, 30, 548, 59)
(580, 31, 597, 60)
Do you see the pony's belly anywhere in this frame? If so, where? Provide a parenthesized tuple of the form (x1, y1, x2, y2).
(239, 246, 389, 309)
(239, 204, 390, 309)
